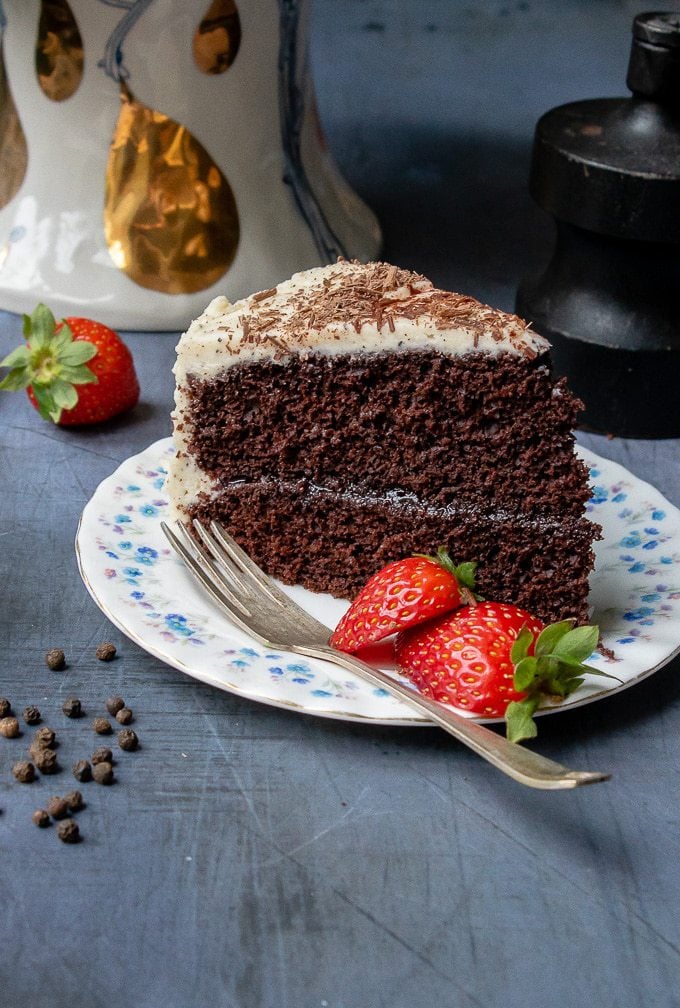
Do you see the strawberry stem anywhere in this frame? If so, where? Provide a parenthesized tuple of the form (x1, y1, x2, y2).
(0, 304, 98, 423)
(506, 620, 621, 743)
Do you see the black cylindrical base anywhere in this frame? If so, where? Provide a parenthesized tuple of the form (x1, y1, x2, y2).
(516, 223, 680, 438)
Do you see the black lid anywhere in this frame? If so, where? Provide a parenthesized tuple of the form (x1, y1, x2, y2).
(528, 12, 680, 241)
(627, 11, 680, 102)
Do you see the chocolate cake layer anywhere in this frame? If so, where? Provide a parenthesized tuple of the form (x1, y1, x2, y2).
(184, 478, 596, 625)
(183, 351, 591, 520)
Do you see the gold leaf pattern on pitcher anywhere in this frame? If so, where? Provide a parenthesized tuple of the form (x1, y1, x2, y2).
(193, 0, 241, 75)
(0, 17, 28, 209)
(36, 0, 84, 102)
(104, 83, 239, 295)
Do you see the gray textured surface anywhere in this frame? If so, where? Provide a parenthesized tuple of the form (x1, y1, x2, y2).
(2, 2, 680, 1007)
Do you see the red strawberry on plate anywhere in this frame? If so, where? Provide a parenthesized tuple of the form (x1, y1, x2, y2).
(330, 548, 477, 653)
(0, 303, 139, 425)
(396, 601, 612, 742)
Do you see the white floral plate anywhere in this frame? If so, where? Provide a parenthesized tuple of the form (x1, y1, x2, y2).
(76, 438, 680, 725)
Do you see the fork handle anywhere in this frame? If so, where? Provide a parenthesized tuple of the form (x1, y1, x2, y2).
(298, 645, 610, 790)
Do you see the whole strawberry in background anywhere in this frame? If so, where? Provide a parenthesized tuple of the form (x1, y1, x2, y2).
(396, 602, 615, 743)
(0, 304, 139, 425)
(329, 549, 478, 653)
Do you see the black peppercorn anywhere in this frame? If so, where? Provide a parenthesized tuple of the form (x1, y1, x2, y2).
(33, 747, 58, 774)
(22, 705, 41, 725)
(92, 717, 112, 735)
(115, 707, 133, 725)
(0, 698, 11, 718)
(57, 819, 80, 843)
(92, 761, 114, 785)
(117, 728, 138, 752)
(32, 726, 56, 749)
(72, 759, 92, 782)
(0, 716, 20, 739)
(105, 696, 125, 716)
(32, 809, 51, 828)
(91, 746, 113, 765)
(46, 796, 69, 819)
(96, 643, 117, 662)
(62, 697, 82, 719)
(12, 760, 36, 783)
(64, 790, 84, 813)
(45, 648, 66, 671)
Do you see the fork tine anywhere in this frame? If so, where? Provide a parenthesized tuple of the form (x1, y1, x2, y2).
(191, 520, 256, 598)
(197, 521, 334, 641)
(161, 521, 254, 619)
(200, 520, 291, 607)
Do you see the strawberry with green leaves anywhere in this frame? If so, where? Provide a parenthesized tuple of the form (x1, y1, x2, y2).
(330, 548, 477, 653)
(396, 601, 615, 742)
(0, 304, 139, 425)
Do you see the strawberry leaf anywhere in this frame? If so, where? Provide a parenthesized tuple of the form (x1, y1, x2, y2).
(553, 625, 599, 663)
(60, 340, 97, 366)
(59, 364, 98, 385)
(0, 345, 30, 369)
(0, 367, 31, 391)
(51, 379, 79, 410)
(30, 382, 61, 423)
(513, 655, 538, 692)
(452, 561, 478, 591)
(534, 620, 574, 657)
(562, 676, 586, 694)
(505, 697, 540, 743)
(510, 625, 534, 665)
(24, 304, 56, 350)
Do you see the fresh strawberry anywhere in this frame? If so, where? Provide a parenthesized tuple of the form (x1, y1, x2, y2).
(0, 304, 139, 425)
(330, 548, 477, 653)
(396, 602, 612, 742)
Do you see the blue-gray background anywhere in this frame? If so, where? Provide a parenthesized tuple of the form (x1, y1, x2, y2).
(1, 3, 679, 1007)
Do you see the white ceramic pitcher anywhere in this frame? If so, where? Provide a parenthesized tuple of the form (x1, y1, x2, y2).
(0, 0, 381, 330)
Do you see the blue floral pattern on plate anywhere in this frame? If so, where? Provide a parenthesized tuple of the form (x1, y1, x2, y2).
(76, 439, 680, 724)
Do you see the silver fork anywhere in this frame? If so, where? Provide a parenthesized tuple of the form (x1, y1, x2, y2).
(161, 519, 611, 790)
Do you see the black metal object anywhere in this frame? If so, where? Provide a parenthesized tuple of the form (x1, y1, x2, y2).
(516, 12, 680, 438)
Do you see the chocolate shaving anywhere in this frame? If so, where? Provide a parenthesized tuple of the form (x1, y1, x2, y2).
(252, 287, 277, 303)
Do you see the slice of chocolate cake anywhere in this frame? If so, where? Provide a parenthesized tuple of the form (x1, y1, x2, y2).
(167, 260, 599, 624)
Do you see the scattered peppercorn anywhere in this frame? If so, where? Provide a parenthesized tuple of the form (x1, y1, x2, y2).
(92, 761, 114, 785)
(46, 796, 69, 819)
(92, 717, 112, 735)
(12, 761, 36, 783)
(96, 643, 117, 662)
(0, 698, 11, 718)
(32, 726, 56, 749)
(72, 759, 92, 783)
(32, 747, 58, 774)
(115, 707, 133, 725)
(105, 696, 125, 716)
(57, 819, 80, 843)
(117, 728, 138, 752)
(32, 809, 51, 828)
(45, 648, 66, 671)
(22, 705, 41, 725)
(64, 790, 84, 812)
(91, 746, 113, 765)
(62, 697, 82, 719)
(0, 716, 20, 739)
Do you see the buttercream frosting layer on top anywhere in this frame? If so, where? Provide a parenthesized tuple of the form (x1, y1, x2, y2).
(173, 260, 549, 384)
